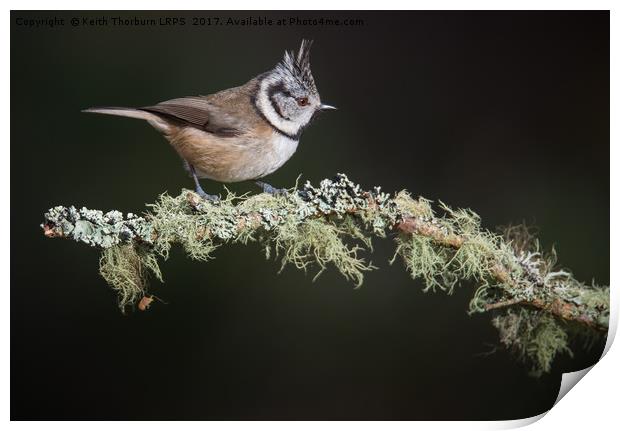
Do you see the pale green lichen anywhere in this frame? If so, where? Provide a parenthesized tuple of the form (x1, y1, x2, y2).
(103, 176, 379, 294)
(559, 282, 610, 328)
(493, 308, 573, 376)
(391, 194, 519, 296)
(147, 190, 237, 261)
(269, 216, 373, 287)
(393, 191, 434, 219)
(391, 235, 453, 293)
(99, 244, 162, 311)
(442, 203, 520, 281)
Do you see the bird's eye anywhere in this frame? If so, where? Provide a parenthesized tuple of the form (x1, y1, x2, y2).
(296, 97, 309, 107)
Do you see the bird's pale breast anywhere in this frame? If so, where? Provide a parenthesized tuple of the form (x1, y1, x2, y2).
(166, 124, 299, 183)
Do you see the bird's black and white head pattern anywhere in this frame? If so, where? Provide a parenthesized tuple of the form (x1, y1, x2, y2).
(256, 40, 325, 139)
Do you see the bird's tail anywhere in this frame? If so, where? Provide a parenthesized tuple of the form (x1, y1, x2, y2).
(82, 106, 154, 119)
(82, 107, 171, 133)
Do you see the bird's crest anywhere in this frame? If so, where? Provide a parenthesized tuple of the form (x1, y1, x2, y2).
(277, 39, 317, 94)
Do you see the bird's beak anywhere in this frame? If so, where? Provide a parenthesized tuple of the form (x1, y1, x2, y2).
(319, 103, 337, 111)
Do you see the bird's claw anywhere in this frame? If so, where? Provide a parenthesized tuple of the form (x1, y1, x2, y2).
(196, 189, 220, 202)
(256, 181, 287, 196)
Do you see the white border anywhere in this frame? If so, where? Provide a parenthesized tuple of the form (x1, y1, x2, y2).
(3, 1, 616, 429)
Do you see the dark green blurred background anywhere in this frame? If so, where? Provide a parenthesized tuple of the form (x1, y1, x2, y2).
(11, 11, 609, 420)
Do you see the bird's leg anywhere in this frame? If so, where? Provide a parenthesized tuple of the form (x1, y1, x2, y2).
(189, 164, 219, 202)
(255, 181, 287, 196)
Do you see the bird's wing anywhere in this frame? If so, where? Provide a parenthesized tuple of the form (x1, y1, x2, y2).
(140, 96, 247, 137)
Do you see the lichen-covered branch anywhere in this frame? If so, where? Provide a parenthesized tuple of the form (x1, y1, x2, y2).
(41, 174, 609, 375)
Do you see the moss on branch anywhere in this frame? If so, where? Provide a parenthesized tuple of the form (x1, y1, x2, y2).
(41, 174, 608, 375)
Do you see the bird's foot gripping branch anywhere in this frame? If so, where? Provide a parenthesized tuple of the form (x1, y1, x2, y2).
(41, 174, 608, 375)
